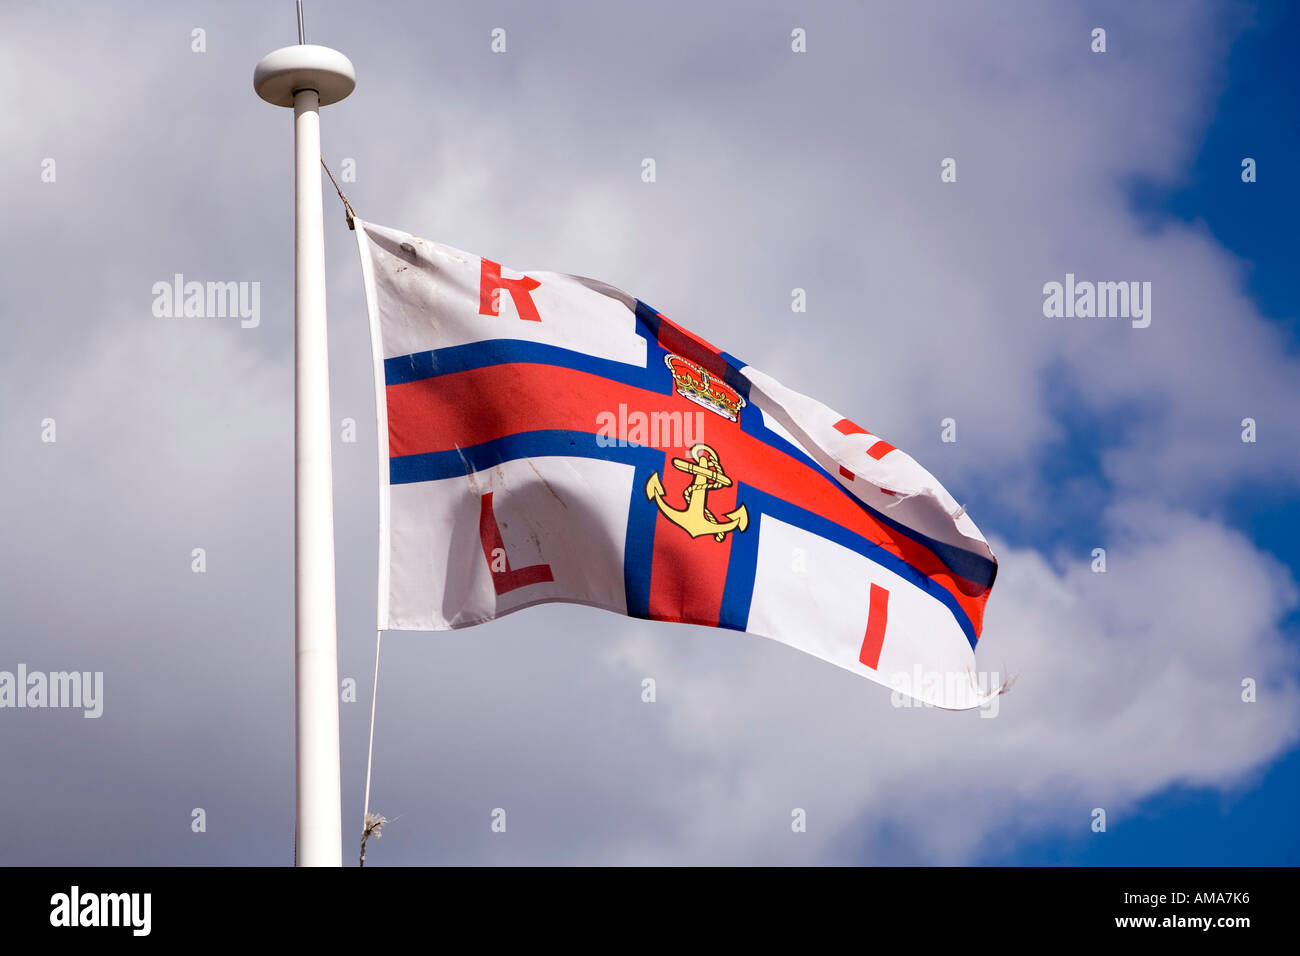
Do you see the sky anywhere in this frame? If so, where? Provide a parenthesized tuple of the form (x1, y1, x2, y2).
(1, 0, 1298, 865)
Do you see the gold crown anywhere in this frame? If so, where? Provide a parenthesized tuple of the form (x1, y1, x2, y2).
(664, 353, 746, 422)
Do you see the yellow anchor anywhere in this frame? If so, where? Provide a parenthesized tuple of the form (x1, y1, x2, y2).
(645, 443, 749, 542)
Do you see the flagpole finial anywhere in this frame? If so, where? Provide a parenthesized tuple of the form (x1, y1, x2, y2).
(254, 44, 355, 108)
(297, 0, 306, 44)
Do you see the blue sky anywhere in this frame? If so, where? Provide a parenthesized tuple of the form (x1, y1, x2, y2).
(1134, 0, 1299, 867)
(1144, 1, 1299, 342)
(992, 0, 1300, 865)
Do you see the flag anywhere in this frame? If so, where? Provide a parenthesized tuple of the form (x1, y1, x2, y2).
(355, 219, 1000, 709)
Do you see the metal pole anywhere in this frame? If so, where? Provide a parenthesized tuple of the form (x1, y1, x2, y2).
(292, 84, 341, 868)
(254, 40, 355, 868)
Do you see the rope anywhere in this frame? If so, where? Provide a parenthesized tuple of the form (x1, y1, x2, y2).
(359, 627, 384, 865)
(321, 158, 357, 230)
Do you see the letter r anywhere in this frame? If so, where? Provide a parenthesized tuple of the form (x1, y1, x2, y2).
(479, 258, 542, 322)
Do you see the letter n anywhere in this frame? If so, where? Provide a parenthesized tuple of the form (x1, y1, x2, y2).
(479, 258, 542, 322)
(479, 493, 554, 594)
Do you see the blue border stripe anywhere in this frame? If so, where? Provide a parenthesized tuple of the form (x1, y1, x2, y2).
(385, 338, 665, 392)
(622, 460, 660, 619)
(390, 429, 663, 483)
(634, 299, 664, 339)
(719, 351, 753, 401)
(719, 493, 761, 633)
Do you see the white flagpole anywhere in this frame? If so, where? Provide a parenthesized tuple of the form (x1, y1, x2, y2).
(254, 14, 354, 866)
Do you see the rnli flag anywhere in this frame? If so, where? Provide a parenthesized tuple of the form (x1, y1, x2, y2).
(355, 220, 1000, 709)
